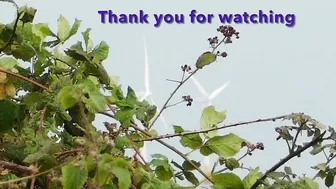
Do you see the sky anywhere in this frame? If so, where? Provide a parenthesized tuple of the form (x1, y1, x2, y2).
(1, 0, 336, 188)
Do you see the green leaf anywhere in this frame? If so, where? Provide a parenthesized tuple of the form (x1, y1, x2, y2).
(325, 172, 335, 188)
(203, 133, 244, 158)
(173, 125, 184, 133)
(183, 171, 199, 185)
(93, 154, 114, 186)
(155, 165, 174, 181)
(57, 85, 82, 110)
(64, 41, 89, 61)
(0, 99, 22, 133)
(32, 23, 54, 39)
(225, 158, 240, 171)
(23, 151, 44, 164)
(18, 6, 36, 23)
(200, 106, 226, 138)
(78, 79, 96, 93)
(195, 51, 217, 69)
(150, 154, 174, 181)
(85, 90, 107, 113)
(115, 136, 131, 149)
(182, 160, 201, 171)
(68, 19, 81, 40)
(242, 168, 262, 189)
(291, 178, 319, 189)
(126, 86, 137, 105)
(212, 173, 244, 189)
(111, 166, 131, 189)
(62, 164, 88, 189)
(180, 133, 203, 150)
(312, 163, 327, 172)
(199, 146, 213, 156)
(89, 41, 109, 62)
(82, 28, 93, 52)
(114, 108, 134, 127)
(0, 57, 19, 71)
(310, 143, 333, 155)
(284, 166, 293, 174)
(57, 15, 71, 42)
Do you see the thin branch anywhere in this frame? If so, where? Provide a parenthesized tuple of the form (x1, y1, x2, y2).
(165, 100, 185, 109)
(135, 114, 290, 142)
(250, 130, 327, 189)
(166, 79, 181, 84)
(130, 123, 214, 184)
(147, 69, 198, 130)
(0, 68, 52, 93)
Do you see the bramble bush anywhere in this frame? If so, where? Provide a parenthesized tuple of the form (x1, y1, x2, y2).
(0, 1, 335, 189)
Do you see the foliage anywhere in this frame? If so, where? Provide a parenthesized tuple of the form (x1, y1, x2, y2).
(0, 1, 335, 189)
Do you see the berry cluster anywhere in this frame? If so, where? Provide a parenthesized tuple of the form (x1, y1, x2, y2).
(216, 51, 228, 58)
(256, 142, 264, 150)
(208, 36, 219, 46)
(181, 64, 192, 72)
(217, 25, 240, 39)
(182, 95, 193, 106)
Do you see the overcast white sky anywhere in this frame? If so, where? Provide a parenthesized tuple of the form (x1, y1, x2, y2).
(1, 0, 336, 188)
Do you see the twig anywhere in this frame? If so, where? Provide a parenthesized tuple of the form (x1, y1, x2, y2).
(135, 114, 290, 142)
(250, 130, 327, 189)
(165, 100, 185, 109)
(0, 68, 52, 93)
(130, 123, 214, 184)
(166, 79, 181, 84)
(148, 69, 198, 130)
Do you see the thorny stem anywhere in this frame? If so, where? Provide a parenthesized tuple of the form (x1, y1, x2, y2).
(135, 114, 290, 142)
(130, 123, 214, 184)
(250, 130, 327, 189)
